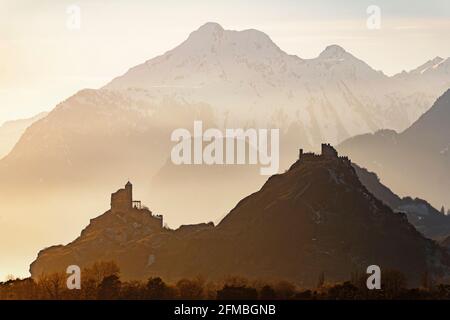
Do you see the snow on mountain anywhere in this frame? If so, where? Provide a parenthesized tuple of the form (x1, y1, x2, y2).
(106, 22, 447, 148)
(410, 57, 445, 75)
(393, 57, 450, 96)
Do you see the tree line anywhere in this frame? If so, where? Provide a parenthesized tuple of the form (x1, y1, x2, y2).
(2, 261, 450, 300)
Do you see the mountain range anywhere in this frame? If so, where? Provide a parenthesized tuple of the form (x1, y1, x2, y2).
(1, 22, 450, 278)
(106, 22, 450, 144)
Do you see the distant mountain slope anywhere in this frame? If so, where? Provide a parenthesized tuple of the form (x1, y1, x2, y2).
(393, 57, 450, 93)
(0, 90, 205, 185)
(0, 112, 47, 159)
(353, 164, 450, 240)
(338, 89, 450, 212)
(151, 155, 266, 226)
(30, 148, 450, 286)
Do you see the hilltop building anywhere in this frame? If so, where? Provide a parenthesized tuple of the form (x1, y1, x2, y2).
(298, 143, 349, 163)
(321, 143, 338, 158)
(111, 181, 133, 212)
(111, 181, 163, 228)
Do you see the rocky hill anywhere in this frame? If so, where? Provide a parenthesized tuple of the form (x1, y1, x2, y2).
(30, 146, 450, 286)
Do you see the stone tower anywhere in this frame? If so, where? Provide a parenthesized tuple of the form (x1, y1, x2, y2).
(125, 181, 132, 199)
(111, 181, 133, 212)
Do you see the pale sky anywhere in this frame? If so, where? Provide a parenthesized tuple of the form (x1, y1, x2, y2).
(1, 0, 449, 125)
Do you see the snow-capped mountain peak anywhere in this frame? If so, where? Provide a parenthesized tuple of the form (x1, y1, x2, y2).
(194, 21, 224, 33)
(185, 22, 225, 45)
(318, 44, 350, 60)
(175, 22, 285, 60)
(105, 22, 448, 146)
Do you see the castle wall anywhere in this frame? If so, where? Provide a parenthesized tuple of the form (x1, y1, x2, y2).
(150, 214, 163, 229)
(111, 188, 132, 212)
(298, 144, 340, 162)
(321, 143, 338, 158)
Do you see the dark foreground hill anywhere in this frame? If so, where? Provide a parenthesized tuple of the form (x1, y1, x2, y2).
(30, 146, 450, 286)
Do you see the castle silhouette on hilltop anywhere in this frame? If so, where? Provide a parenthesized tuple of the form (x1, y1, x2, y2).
(299, 143, 350, 162)
(111, 181, 163, 228)
(109, 144, 346, 230)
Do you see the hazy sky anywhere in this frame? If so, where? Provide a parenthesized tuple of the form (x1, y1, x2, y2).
(1, 0, 449, 125)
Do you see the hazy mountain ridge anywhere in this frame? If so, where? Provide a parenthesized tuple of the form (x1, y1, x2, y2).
(3, 23, 448, 189)
(394, 56, 450, 88)
(338, 89, 450, 212)
(353, 164, 450, 240)
(0, 89, 216, 186)
(0, 112, 48, 159)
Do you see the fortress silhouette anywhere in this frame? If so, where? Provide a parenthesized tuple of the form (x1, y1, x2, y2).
(299, 143, 350, 162)
(111, 181, 163, 228)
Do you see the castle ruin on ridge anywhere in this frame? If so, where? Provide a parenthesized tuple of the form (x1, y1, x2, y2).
(110, 181, 163, 228)
(298, 143, 350, 162)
